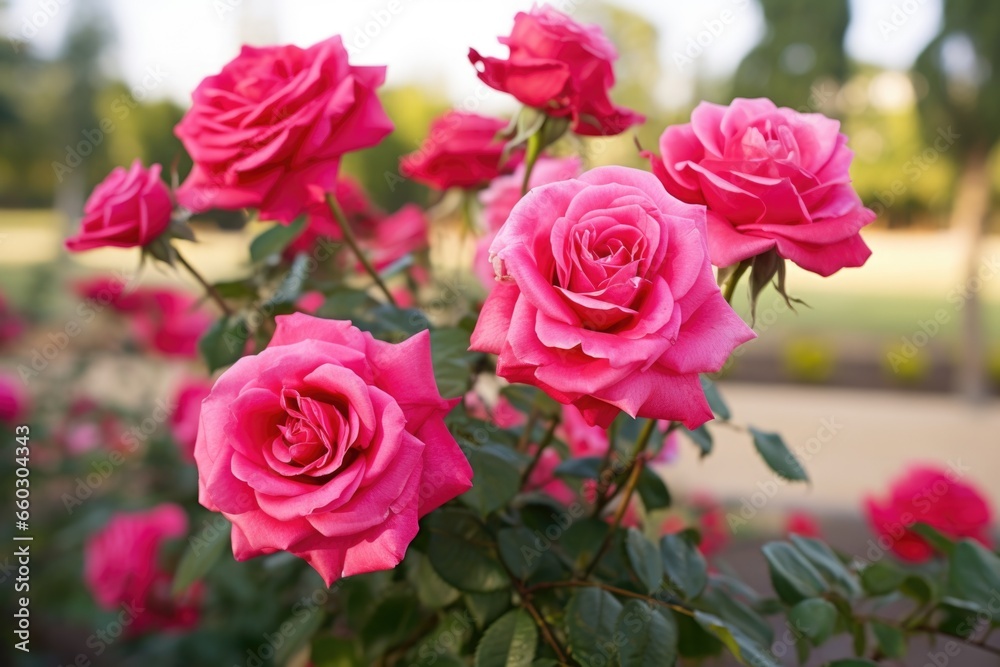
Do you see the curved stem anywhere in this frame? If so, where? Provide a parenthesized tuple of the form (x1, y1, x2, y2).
(325, 192, 397, 307)
(591, 418, 657, 518)
(722, 261, 750, 305)
(174, 248, 233, 317)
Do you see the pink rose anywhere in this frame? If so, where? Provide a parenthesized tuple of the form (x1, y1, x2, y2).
(524, 448, 576, 506)
(648, 98, 875, 276)
(469, 6, 643, 137)
(560, 404, 607, 457)
(401, 112, 518, 190)
(65, 160, 172, 252)
(361, 204, 428, 271)
(176, 37, 393, 223)
(786, 511, 821, 539)
(56, 398, 125, 455)
(470, 166, 755, 428)
(476, 156, 583, 292)
(170, 379, 213, 460)
(131, 289, 213, 358)
(84, 504, 200, 634)
(0, 374, 27, 424)
(865, 465, 993, 563)
(74, 275, 143, 312)
(194, 314, 473, 585)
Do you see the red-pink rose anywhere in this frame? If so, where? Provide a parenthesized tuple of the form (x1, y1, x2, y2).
(865, 465, 993, 563)
(74, 274, 143, 312)
(66, 160, 172, 252)
(361, 204, 428, 270)
(84, 504, 200, 634)
(194, 314, 473, 585)
(476, 156, 583, 292)
(170, 378, 213, 460)
(469, 6, 643, 137)
(0, 374, 27, 424)
(131, 289, 213, 358)
(176, 37, 392, 223)
(786, 511, 821, 539)
(401, 112, 517, 190)
(470, 166, 755, 428)
(649, 98, 875, 276)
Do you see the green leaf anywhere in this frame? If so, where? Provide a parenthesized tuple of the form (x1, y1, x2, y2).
(947, 539, 1000, 610)
(275, 602, 325, 666)
(553, 456, 604, 479)
(427, 509, 509, 594)
(694, 611, 780, 667)
(430, 328, 483, 398)
(497, 527, 543, 581)
(624, 529, 663, 594)
(558, 518, 610, 572)
(660, 533, 708, 600)
(900, 574, 936, 605)
(460, 444, 521, 517)
(789, 598, 837, 645)
(701, 587, 774, 648)
(465, 590, 512, 629)
(636, 467, 671, 510)
(700, 376, 731, 420)
(860, 560, 907, 596)
(616, 600, 678, 667)
(683, 425, 713, 458)
(761, 542, 828, 604)
(475, 609, 537, 667)
(565, 588, 623, 665)
(198, 316, 247, 373)
(249, 217, 306, 262)
(360, 593, 420, 659)
(317, 287, 380, 320)
(790, 535, 861, 598)
(750, 427, 809, 482)
(871, 621, 906, 659)
(172, 520, 230, 596)
(408, 552, 461, 609)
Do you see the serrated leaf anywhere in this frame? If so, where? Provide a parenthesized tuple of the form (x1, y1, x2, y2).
(475, 609, 537, 667)
(460, 445, 521, 517)
(789, 598, 837, 645)
(761, 542, 828, 604)
(172, 520, 230, 596)
(636, 467, 671, 510)
(498, 527, 543, 581)
(660, 533, 708, 600)
(465, 590, 512, 629)
(625, 529, 663, 594)
(750, 427, 809, 482)
(408, 552, 461, 609)
(249, 217, 306, 262)
(565, 588, 623, 665)
(616, 600, 678, 667)
(427, 509, 509, 594)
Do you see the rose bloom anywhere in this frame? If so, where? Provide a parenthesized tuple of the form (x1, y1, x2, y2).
(84, 504, 200, 634)
(476, 156, 583, 293)
(170, 378, 213, 460)
(865, 465, 993, 563)
(56, 398, 123, 456)
(469, 6, 643, 136)
(470, 166, 755, 428)
(401, 112, 518, 190)
(65, 160, 173, 252)
(524, 447, 576, 506)
(176, 36, 392, 223)
(74, 275, 144, 312)
(786, 511, 821, 539)
(648, 98, 875, 276)
(194, 314, 473, 585)
(0, 373, 27, 424)
(131, 289, 213, 358)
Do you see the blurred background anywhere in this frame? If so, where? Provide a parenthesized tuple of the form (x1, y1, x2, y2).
(0, 0, 998, 664)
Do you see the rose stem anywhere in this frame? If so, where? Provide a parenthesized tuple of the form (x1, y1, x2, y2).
(722, 260, 751, 305)
(520, 131, 543, 197)
(325, 192, 398, 307)
(174, 247, 234, 317)
(581, 418, 657, 579)
(520, 413, 561, 487)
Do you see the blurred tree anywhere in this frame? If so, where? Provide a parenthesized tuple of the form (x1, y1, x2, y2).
(913, 0, 1000, 400)
(732, 0, 851, 110)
